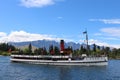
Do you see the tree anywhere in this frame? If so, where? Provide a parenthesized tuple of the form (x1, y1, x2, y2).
(49, 45, 54, 55)
(117, 48, 120, 56)
(110, 48, 117, 58)
(104, 47, 110, 56)
(28, 43, 32, 54)
(97, 46, 100, 50)
(95, 45, 101, 56)
(34, 47, 48, 55)
(34, 48, 39, 55)
(80, 45, 84, 54)
(43, 47, 47, 55)
(23, 48, 29, 55)
(54, 46, 60, 55)
(0, 43, 16, 52)
(79, 45, 87, 55)
(93, 44, 96, 52)
(0, 43, 7, 51)
(100, 46, 105, 55)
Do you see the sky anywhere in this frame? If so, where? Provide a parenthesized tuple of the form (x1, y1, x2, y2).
(0, 0, 120, 48)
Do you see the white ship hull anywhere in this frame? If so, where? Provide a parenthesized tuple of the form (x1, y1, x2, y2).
(11, 55, 108, 66)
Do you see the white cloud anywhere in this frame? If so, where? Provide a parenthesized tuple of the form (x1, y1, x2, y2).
(91, 27, 120, 48)
(94, 33, 102, 36)
(94, 27, 120, 40)
(110, 44, 120, 49)
(80, 39, 109, 46)
(57, 16, 63, 19)
(100, 27, 120, 37)
(89, 19, 97, 21)
(89, 19, 120, 24)
(20, 0, 62, 8)
(100, 37, 120, 40)
(79, 38, 120, 49)
(0, 30, 62, 43)
(100, 19, 120, 24)
(89, 39, 109, 46)
(1, 30, 120, 48)
(0, 32, 7, 37)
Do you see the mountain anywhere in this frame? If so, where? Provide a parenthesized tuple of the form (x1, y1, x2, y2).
(9, 40, 112, 51)
(8, 40, 81, 50)
(15, 44, 37, 52)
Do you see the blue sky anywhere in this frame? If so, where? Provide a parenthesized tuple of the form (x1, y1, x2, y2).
(0, 0, 120, 48)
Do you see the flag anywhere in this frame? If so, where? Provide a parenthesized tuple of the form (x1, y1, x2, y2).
(83, 31, 87, 34)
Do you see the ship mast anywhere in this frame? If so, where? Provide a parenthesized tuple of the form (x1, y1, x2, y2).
(83, 30, 89, 55)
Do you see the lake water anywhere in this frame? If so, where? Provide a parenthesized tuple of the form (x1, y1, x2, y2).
(0, 56, 120, 80)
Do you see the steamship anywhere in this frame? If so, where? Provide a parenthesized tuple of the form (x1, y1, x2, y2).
(11, 31, 108, 66)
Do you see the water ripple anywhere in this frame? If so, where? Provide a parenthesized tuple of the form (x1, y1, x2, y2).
(0, 56, 120, 80)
